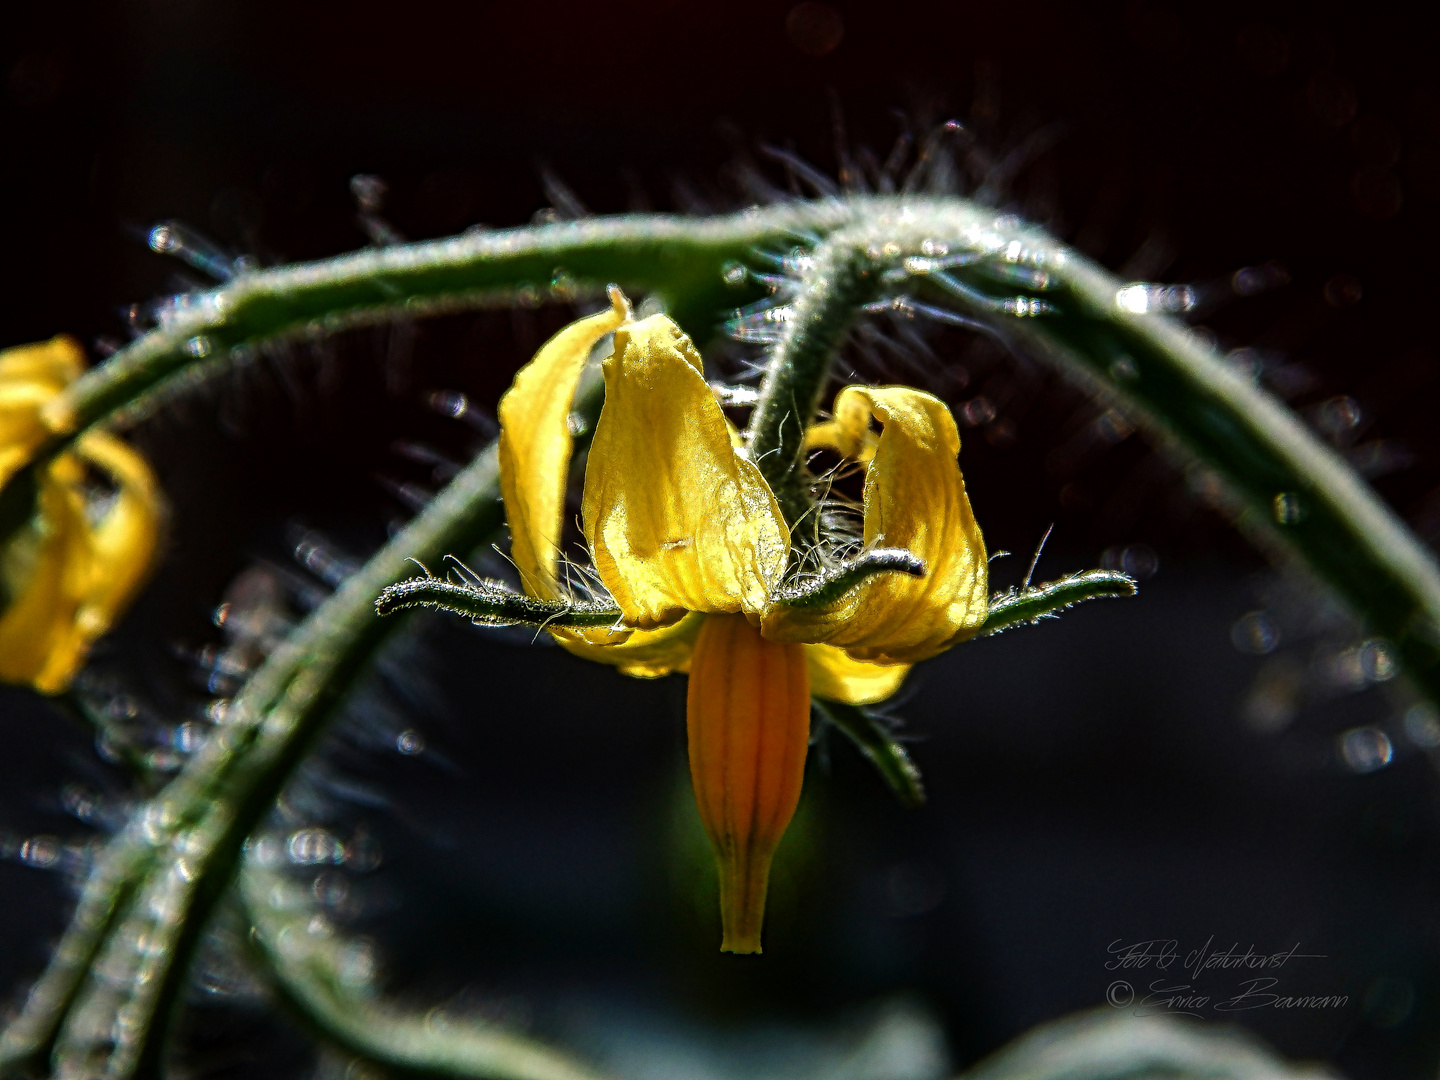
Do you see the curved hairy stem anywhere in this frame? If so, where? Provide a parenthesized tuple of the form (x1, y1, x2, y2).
(239, 853, 602, 1080)
(743, 230, 886, 524)
(40, 205, 860, 443)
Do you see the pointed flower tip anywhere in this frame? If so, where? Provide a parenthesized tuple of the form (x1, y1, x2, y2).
(721, 936, 763, 956)
(605, 284, 633, 322)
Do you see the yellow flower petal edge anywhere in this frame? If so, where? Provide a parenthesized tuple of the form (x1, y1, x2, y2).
(555, 610, 705, 678)
(495, 290, 698, 676)
(0, 432, 163, 695)
(0, 470, 91, 691)
(803, 386, 879, 468)
(498, 289, 630, 603)
(763, 385, 988, 664)
(582, 314, 790, 630)
(72, 431, 165, 641)
(805, 643, 909, 706)
(0, 335, 85, 489)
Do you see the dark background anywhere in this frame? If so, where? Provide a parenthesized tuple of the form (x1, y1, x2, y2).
(3, 1, 1440, 1078)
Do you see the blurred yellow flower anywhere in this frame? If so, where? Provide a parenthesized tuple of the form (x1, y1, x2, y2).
(0, 336, 163, 695)
(497, 291, 986, 952)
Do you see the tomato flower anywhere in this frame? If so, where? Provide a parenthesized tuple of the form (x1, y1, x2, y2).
(490, 289, 986, 952)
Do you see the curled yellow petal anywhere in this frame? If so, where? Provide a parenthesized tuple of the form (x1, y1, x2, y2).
(72, 432, 165, 641)
(0, 432, 164, 695)
(582, 315, 789, 630)
(805, 643, 909, 705)
(553, 610, 704, 678)
(0, 335, 85, 489)
(763, 386, 987, 664)
(687, 613, 810, 954)
(495, 291, 697, 676)
(0, 469, 91, 692)
(498, 289, 630, 603)
(803, 387, 879, 467)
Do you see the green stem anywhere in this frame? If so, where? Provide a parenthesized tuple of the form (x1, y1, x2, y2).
(743, 231, 885, 525)
(48, 206, 859, 440)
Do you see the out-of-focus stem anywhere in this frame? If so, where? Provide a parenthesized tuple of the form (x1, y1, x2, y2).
(239, 855, 602, 1080)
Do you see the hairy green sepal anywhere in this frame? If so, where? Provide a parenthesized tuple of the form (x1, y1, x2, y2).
(375, 576, 621, 629)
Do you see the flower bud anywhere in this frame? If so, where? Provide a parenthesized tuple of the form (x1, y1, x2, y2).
(686, 613, 810, 953)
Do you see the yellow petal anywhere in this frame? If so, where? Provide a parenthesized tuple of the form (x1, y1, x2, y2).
(0, 335, 84, 391)
(495, 291, 696, 676)
(582, 315, 789, 630)
(498, 289, 630, 603)
(72, 432, 164, 641)
(686, 613, 810, 954)
(0, 336, 86, 489)
(805, 643, 909, 705)
(0, 467, 93, 693)
(554, 610, 703, 677)
(803, 388, 879, 467)
(0, 433, 164, 695)
(763, 386, 987, 664)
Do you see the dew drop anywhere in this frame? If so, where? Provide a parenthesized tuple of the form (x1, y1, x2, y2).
(1272, 492, 1306, 524)
(721, 261, 747, 287)
(1403, 703, 1440, 748)
(338, 939, 377, 988)
(1101, 543, 1160, 579)
(1230, 261, 1290, 296)
(1230, 610, 1281, 654)
(549, 267, 576, 296)
(958, 396, 996, 426)
(1338, 726, 1393, 773)
(395, 729, 425, 756)
(1115, 283, 1195, 314)
(19, 835, 61, 869)
(172, 721, 205, 753)
(1316, 395, 1363, 436)
(1109, 355, 1139, 382)
(147, 225, 176, 253)
(1323, 272, 1363, 308)
(429, 390, 470, 419)
(185, 335, 211, 358)
(1360, 639, 1397, 682)
(287, 828, 346, 865)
